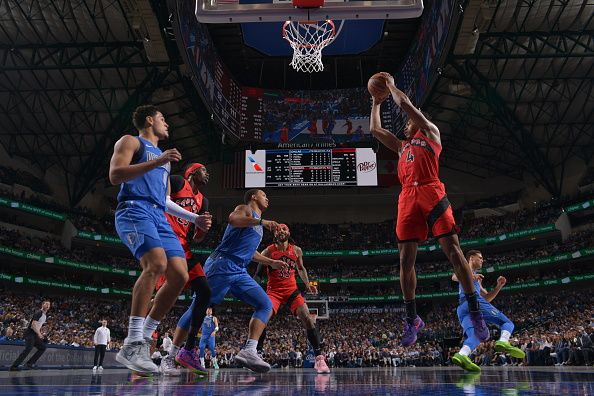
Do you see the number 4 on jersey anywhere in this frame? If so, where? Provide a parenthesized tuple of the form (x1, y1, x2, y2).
(406, 151, 414, 162)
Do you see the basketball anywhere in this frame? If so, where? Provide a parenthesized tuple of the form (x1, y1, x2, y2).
(367, 73, 390, 99)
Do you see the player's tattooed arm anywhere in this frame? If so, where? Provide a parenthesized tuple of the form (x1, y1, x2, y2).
(295, 246, 317, 294)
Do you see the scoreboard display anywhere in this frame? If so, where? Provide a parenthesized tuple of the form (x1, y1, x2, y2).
(245, 148, 378, 187)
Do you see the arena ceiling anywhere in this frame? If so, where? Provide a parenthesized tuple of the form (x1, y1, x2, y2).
(425, 0, 594, 197)
(0, 0, 592, 207)
(0, 0, 219, 206)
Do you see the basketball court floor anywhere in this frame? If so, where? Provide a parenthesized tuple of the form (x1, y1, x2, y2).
(1, 367, 593, 395)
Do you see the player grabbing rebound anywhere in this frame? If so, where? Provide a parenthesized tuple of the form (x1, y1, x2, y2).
(255, 224, 330, 373)
(203, 189, 286, 373)
(109, 105, 212, 374)
(156, 163, 213, 376)
(452, 250, 525, 372)
(199, 308, 220, 370)
(369, 74, 488, 347)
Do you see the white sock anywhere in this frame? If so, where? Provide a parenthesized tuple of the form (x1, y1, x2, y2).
(212, 357, 217, 364)
(126, 316, 145, 343)
(499, 330, 511, 343)
(169, 345, 180, 356)
(200, 357, 205, 366)
(459, 345, 472, 357)
(244, 339, 258, 352)
(142, 316, 160, 340)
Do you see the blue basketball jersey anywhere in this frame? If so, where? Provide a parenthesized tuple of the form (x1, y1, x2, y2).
(212, 210, 263, 266)
(201, 315, 216, 336)
(117, 136, 170, 208)
(458, 272, 486, 303)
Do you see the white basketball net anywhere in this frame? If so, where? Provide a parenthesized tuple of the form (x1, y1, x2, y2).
(282, 20, 336, 73)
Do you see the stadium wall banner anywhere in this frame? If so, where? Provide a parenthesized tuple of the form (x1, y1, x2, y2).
(0, 343, 118, 368)
(565, 199, 594, 213)
(1, 271, 591, 302)
(74, 223, 558, 256)
(0, 196, 66, 221)
(2, 244, 592, 285)
(340, 272, 594, 302)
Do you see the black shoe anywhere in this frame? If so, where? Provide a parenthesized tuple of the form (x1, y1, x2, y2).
(9, 366, 20, 371)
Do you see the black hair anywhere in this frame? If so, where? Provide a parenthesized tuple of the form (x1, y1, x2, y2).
(132, 105, 160, 130)
(244, 189, 260, 204)
(465, 249, 482, 261)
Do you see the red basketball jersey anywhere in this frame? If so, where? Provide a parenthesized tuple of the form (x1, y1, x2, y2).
(165, 180, 204, 258)
(266, 243, 298, 291)
(397, 129, 442, 188)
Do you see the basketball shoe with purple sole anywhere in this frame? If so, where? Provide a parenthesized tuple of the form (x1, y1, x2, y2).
(175, 348, 207, 375)
(401, 316, 425, 347)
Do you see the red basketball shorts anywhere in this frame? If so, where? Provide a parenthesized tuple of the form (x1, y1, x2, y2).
(155, 256, 205, 291)
(267, 288, 305, 315)
(396, 182, 458, 242)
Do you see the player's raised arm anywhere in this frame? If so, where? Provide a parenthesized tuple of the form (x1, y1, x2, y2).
(369, 97, 402, 154)
(385, 75, 440, 144)
(480, 276, 507, 303)
(109, 135, 181, 185)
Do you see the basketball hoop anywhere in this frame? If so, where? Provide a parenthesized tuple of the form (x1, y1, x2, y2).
(282, 19, 336, 73)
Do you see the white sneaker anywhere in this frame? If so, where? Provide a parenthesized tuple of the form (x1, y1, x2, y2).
(92, 366, 97, 372)
(160, 355, 181, 376)
(234, 348, 271, 373)
(98, 366, 103, 371)
(116, 340, 158, 374)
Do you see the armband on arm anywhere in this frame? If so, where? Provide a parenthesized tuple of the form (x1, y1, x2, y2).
(215, 327, 219, 332)
(166, 196, 198, 222)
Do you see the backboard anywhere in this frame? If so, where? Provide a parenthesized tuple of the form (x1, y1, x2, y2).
(195, 0, 424, 23)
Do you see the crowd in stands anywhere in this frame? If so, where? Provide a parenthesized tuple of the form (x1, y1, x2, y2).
(460, 190, 521, 212)
(0, 228, 137, 271)
(0, 165, 52, 195)
(1, 290, 592, 368)
(0, 224, 594, 295)
(305, 228, 594, 280)
(4, 183, 594, 253)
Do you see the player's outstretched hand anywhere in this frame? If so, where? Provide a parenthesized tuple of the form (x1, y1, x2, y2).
(380, 72, 395, 88)
(195, 212, 212, 232)
(497, 276, 507, 287)
(156, 148, 182, 165)
(307, 285, 318, 295)
(262, 219, 280, 232)
(268, 259, 287, 270)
